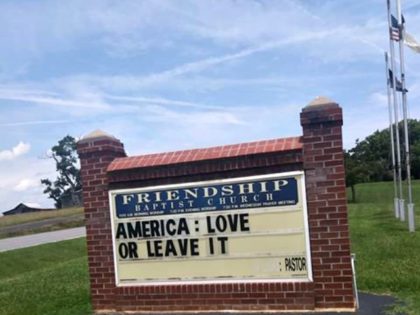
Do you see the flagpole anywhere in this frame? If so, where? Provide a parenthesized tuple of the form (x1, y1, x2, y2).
(387, 0, 404, 221)
(396, 0, 415, 232)
(385, 52, 399, 219)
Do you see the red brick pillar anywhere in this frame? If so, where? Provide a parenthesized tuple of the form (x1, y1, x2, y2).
(300, 97, 355, 309)
(77, 130, 126, 311)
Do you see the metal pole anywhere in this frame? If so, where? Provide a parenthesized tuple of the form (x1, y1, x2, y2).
(387, 0, 404, 221)
(396, 0, 415, 231)
(385, 52, 399, 218)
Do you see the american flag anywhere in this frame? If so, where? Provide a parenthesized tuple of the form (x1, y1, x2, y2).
(390, 27, 400, 41)
(390, 14, 403, 41)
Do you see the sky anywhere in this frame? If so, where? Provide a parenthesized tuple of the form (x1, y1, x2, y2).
(0, 0, 420, 213)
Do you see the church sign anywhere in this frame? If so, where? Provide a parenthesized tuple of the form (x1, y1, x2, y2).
(109, 171, 312, 285)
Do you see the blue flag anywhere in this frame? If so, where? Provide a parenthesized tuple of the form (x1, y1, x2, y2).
(391, 14, 404, 28)
(388, 69, 408, 92)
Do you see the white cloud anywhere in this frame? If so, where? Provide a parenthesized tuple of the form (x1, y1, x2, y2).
(0, 142, 31, 161)
(13, 178, 40, 192)
(0, 88, 110, 110)
(104, 95, 221, 110)
(0, 119, 72, 127)
(113, 102, 302, 156)
(160, 0, 323, 45)
(0, 0, 417, 69)
(141, 105, 245, 126)
(156, 0, 388, 62)
(48, 31, 342, 94)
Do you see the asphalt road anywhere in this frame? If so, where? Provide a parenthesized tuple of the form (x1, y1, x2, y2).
(0, 226, 86, 252)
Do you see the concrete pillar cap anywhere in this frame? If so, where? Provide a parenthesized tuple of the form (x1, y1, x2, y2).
(81, 129, 116, 140)
(78, 129, 121, 145)
(306, 96, 337, 108)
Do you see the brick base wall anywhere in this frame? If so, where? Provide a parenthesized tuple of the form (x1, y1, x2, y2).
(112, 282, 314, 313)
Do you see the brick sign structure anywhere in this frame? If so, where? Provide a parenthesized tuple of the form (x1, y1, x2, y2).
(77, 97, 356, 313)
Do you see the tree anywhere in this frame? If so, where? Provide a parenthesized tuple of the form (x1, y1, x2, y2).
(345, 151, 369, 203)
(407, 119, 420, 179)
(41, 135, 81, 208)
(344, 119, 420, 202)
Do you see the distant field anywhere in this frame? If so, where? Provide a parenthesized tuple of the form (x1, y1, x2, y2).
(349, 180, 420, 314)
(0, 207, 83, 227)
(0, 207, 84, 239)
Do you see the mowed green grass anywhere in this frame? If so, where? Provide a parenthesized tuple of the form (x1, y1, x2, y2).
(349, 180, 420, 314)
(0, 182, 419, 314)
(0, 238, 91, 315)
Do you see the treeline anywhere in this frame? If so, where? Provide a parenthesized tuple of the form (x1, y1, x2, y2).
(345, 119, 420, 202)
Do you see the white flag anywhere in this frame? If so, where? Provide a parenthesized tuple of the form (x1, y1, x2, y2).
(404, 32, 420, 53)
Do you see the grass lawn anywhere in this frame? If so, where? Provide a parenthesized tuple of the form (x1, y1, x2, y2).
(0, 181, 418, 314)
(0, 238, 91, 315)
(349, 180, 420, 314)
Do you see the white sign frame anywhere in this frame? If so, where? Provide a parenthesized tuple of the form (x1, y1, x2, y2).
(109, 171, 312, 286)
